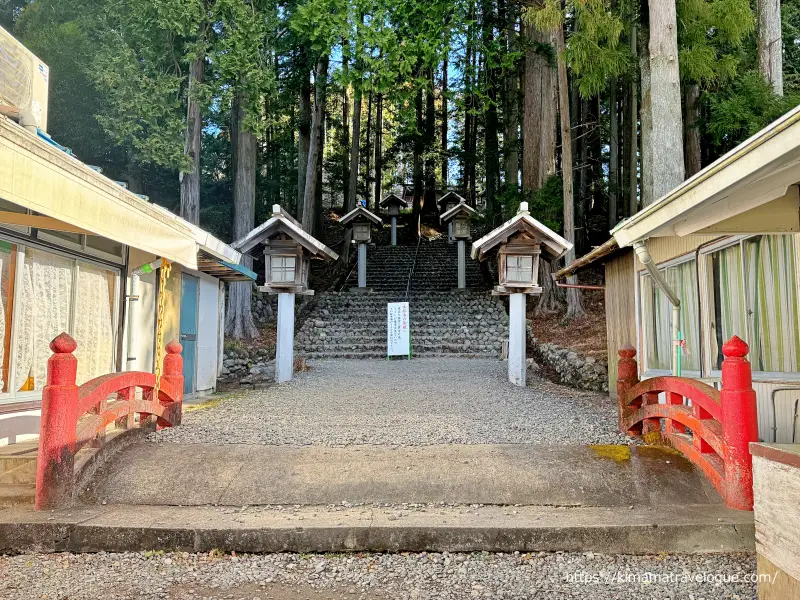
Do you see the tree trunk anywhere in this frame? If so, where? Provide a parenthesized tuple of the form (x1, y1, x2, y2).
(342, 67, 363, 263)
(441, 56, 449, 187)
(297, 54, 312, 217)
(180, 51, 204, 225)
(758, 0, 783, 96)
(341, 82, 350, 211)
(302, 54, 329, 234)
(555, 23, 585, 320)
(314, 111, 325, 235)
(626, 22, 639, 217)
(639, 24, 653, 207)
(522, 21, 542, 192)
(413, 82, 424, 216)
(504, 20, 519, 192)
(226, 91, 259, 340)
(683, 83, 702, 178)
(424, 70, 437, 214)
(374, 93, 383, 206)
(609, 80, 619, 229)
(648, 0, 685, 201)
(364, 90, 373, 210)
(481, 0, 500, 219)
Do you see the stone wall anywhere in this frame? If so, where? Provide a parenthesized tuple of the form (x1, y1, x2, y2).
(527, 325, 609, 393)
(219, 294, 317, 387)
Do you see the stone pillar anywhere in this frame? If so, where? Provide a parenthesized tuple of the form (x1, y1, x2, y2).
(448, 222, 454, 242)
(508, 293, 526, 387)
(391, 216, 397, 246)
(275, 292, 295, 383)
(457, 240, 466, 289)
(358, 243, 367, 288)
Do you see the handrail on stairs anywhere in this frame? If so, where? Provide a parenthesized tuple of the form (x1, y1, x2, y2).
(405, 224, 422, 301)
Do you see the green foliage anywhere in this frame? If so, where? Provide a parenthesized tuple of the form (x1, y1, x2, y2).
(499, 175, 563, 233)
(677, 0, 754, 85)
(705, 71, 800, 154)
(785, 0, 800, 94)
(524, 0, 630, 98)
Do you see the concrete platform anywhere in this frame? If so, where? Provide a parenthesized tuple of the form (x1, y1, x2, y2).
(0, 502, 754, 555)
(81, 443, 723, 508)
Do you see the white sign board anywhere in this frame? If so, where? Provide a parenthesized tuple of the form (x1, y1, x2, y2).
(387, 302, 411, 357)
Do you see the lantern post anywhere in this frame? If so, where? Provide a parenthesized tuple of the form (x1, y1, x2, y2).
(233, 205, 338, 383)
(471, 202, 572, 387)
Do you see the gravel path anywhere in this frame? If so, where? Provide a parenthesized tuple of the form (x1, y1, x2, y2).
(154, 359, 632, 446)
(0, 551, 757, 599)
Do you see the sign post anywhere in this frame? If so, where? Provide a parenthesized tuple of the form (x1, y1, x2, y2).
(387, 302, 411, 360)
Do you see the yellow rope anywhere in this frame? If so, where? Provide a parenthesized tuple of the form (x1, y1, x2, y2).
(153, 257, 172, 399)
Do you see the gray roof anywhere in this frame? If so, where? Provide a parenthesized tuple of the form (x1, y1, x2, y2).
(340, 205, 383, 226)
(471, 211, 573, 261)
(232, 205, 339, 261)
(380, 193, 408, 208)
(440, 201, 478, 224)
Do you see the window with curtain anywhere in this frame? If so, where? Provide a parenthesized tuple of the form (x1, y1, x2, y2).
(73, 262, 117, 385)
(0, 241, 17, 393)
(745, 235, 800, 373)
(641, 259, 700, 372)
(15, 248, 74, 391)
(709, 244, 747, 370)
(9, 246, 119, 393)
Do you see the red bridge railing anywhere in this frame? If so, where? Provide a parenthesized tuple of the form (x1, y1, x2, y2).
(35, 333, 183, 510)
(617, 336, 758, 510)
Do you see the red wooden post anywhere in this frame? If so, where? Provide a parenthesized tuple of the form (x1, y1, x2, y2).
(720, 336, 758, 511)
(161, 340, 184, 426)
(617, 345, 639, 433)
(35, 333, 79, 510)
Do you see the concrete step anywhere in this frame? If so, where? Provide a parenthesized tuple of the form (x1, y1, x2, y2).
(0, 483, 35, 508)
(0, 441, 38, 484)
(0, 443, 754, 554)
(0, 503, 754, 555)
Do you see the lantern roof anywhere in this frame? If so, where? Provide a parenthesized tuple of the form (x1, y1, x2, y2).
(440, 200, 478, 224)
(471, 202, 572, 262)
(340, 205, 383, 227)
(232, 204, 339, 261)
(437, 191, 467, 211)
(379, 193, 408, 209)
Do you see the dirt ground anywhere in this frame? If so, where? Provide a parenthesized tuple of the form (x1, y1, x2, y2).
(528, 287, 608, 359)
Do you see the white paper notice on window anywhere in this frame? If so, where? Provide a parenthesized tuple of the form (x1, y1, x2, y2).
(387, 302, 411, 357)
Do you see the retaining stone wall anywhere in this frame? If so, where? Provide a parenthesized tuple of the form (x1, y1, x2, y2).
(527, 325, 609, 393)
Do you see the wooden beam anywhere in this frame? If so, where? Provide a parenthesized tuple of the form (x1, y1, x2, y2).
(0, 212, 92, 234)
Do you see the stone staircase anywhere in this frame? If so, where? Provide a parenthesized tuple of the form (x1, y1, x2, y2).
(346, 237, 486, 292)
(0, 441, 37, 507)
(297, 237, 508, 359)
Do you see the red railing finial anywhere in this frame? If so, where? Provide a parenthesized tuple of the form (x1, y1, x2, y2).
(36, 333, 80, 510)
(720, 336, 758, 510)
(50, 332, 77, 354)
(617, 344, 639, 432)
(722, 335, 749, 359)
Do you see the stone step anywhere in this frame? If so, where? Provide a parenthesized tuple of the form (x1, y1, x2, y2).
(300, 351, 499, 359)
(0, 441, 38, 483)
(0, 502, 754, 554)
(0, 483, 35, 508)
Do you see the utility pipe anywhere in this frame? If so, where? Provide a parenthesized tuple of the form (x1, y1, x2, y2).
(126, 259, 162, 372)
(633, 240, 682, 376)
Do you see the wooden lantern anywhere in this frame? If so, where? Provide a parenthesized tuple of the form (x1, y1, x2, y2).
(440, 201, 477, 241)
(453, 216, 471, 239)
(380, 193, 408, 217)
(353, 221, 372, 243)
(340, 206, 383, 244)
(232, 204, 338, 296)
(471, 202, 572, 296)
(498, 242, 542, 289)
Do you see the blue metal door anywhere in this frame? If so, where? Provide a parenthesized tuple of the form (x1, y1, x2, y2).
(180, 274, 199, 395)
